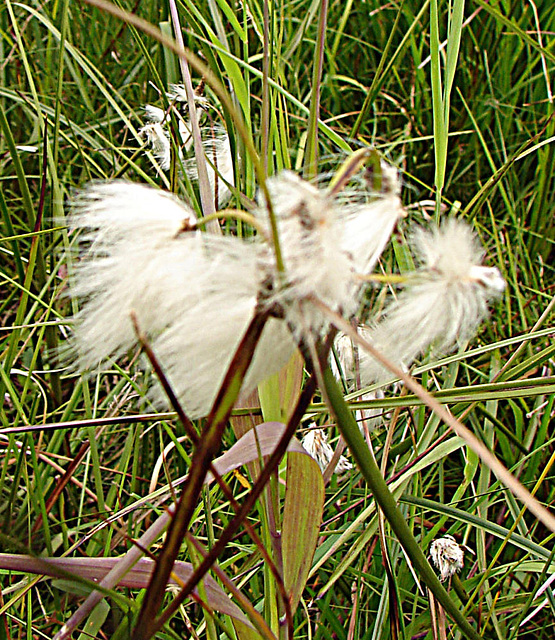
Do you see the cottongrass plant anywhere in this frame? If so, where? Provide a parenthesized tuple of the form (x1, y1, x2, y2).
(68, 182, 198, 369)
(68, 167, 505, 422)
(327, 216, 504, 439)
(429, 535, 465, 582)
(140, 86, 234, 206)
(301, 425, 352, 475)
(68, 165, 404, 418)
(68, 165, 506, 428)
(359, 218, 506, 385)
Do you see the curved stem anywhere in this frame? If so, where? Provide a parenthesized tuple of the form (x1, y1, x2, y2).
(322, 367, 482, 640)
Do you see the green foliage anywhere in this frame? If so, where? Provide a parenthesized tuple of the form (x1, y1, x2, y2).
(1, 1, 554, 639)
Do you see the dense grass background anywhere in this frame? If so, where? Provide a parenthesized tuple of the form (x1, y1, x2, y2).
(1, 0, 555, 638)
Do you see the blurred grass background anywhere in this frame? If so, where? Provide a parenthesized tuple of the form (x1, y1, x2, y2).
(1, 0, 555, 638)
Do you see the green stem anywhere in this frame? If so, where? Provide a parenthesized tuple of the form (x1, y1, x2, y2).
(322, 368, 482, 640)
(304, 0, 328, 180)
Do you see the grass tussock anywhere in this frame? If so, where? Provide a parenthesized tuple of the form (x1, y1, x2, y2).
(1, 1, 555, 639)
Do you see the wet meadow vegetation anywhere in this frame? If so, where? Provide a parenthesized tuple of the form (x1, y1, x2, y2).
(1, 1, 555, 639)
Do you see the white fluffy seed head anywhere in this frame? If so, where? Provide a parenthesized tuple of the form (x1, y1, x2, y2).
(301, 427, 352, 475)
(412, 218, 505, 291)
(67, 183, 199, 369)
(147, 235, 262, 417)
(330, 332, 360, 383)
(71, 181, 196, 247)
(139, 122, 171, 170)
(429, 535, 464, 582)
(257, 171, 357, 335)
(342, 164, 405, 276)
(166, 84, 210, 108)
(183, 124, 234, 207)
(359, 218, 505, 385)
(148, 250, 301, 417)
(166, 83, 189, 102)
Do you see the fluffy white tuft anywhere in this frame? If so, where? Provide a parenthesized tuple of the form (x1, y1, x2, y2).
(331, 331, 363, 385)
(67, 165, 406, 418)
(359, 218, 505, 384)
(148, 234, 263, 417)
(182, 124, 234, 208)
(257, 171, 357, 336)
(342, 164, 405, 276)
(429, 535, 464, 582)
(139, 122, 171, 170)
(149, 250, 300, 417)
(72, 181, 197, 239)
(143, 105, 166, 124)
(68, 182, 199, 369)
(166, 84, 210, 107)
(301, 427, 352, 476)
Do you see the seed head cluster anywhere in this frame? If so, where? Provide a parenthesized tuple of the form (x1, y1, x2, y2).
(67, 152, 503, 420)
(301, 427, 352, 476)
(67, 166, 404, 418)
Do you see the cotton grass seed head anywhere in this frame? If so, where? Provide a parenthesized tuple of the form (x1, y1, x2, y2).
(359, 218, 505, 385)
(256, 170, 399, 338)
(260, 172, 354, 309)
(330, 331, 360, 384)
(142, 232, 303, 417)
(301, 426, 352, 476)
(67, 182, 198, 370)
(342, 163, 405, 276)
(143, 105, 166, 124)
(67, 161, 403, 418)
(142, 89, 235, 207)
(166, 84, 210, 107)
(429, 535, 464, 582)
(139, 122, 171, 170)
